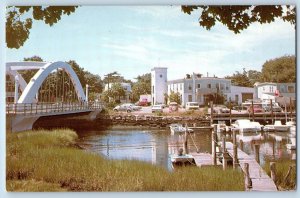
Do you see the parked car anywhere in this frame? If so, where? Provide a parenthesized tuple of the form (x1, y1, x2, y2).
(135, 99, 150, 106)
(232, 106, 248, 113)
(262, 105, 283, 113)
(113, 103, 141, 112)
(212, 105, 230, 113)
(186, 102, 199, 110)
(169, 102, 178, 112)
(247, 105, 264, 113)
(152, 104, 163, 113)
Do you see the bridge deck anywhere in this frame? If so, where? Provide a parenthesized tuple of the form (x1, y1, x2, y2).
(225, 142, 277, 191)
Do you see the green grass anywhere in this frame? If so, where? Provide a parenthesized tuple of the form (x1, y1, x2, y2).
(263, 159, 296, 190)
(7, 129, 244, 191)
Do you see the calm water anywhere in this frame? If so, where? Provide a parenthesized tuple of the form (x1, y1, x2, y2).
(76, 127, 296, 169)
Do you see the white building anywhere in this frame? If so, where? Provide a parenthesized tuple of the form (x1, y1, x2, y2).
(151, 67, 167, 105)
(229, 86, 255, 105)
(167, 73, 232, 106)
(254, 82, 295, 107)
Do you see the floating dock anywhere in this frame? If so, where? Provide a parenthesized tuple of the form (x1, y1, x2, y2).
(225, 142, 278, 191)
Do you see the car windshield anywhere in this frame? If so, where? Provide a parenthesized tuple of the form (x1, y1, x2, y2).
(153, 105, 161, 108)
(189, 103, 199, 106)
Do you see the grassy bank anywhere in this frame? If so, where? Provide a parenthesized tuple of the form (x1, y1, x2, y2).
(263, 159, 296, 190)
(7, 129, 244, 191)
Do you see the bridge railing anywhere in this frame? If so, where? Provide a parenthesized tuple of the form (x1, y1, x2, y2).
(6, 102, 103, 116)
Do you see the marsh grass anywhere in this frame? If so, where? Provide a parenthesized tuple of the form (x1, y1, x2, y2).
(7, 129, 244, 191)
(263, 159, 296, 190)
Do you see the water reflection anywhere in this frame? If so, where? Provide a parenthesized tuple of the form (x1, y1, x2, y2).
(76, 128, 296, 169)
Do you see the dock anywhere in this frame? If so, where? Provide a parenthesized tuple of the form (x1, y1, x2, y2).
(190, 152, 222, 167)
(225, 142, 278, 191)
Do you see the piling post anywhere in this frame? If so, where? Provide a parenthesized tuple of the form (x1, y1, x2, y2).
(270, 162, 276, 183)
(251, 100, 255, 121)
(233, 129, 238, 169)
(222, 135, 227, 170)
(210, 101, 214, 125)
(183, 126, 188, 154)
(212, 124, 217, 165)
(240, 139, 244, 151)
(254, 144, 260, 164)
(270, 99, 274, 124)
(229, 98, 232, 125)
(244, 163, 252, 190)
(289, 97, 293, 119)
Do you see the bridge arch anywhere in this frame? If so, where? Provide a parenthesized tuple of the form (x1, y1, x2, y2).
(17, 61, 86, 103)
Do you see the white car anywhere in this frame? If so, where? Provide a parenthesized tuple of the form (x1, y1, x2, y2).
(186, 102, 199, 110)
(152, 105, 163, 113)
(113, 103, 141, 112)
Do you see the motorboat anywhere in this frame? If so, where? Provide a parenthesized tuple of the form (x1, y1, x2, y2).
(231, 119, 262, 133)
(170, 153, 196, 168)
(169, 123, 193, 134)
(265, 120, 291, 132)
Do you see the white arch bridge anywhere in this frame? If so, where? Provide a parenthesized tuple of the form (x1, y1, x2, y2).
(6, 61, 102, 132)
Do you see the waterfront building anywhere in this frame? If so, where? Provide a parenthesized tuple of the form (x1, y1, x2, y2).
(254, 82, 296, 107)
(151, 67, 168, 105)
(229, 86, 255, 105)
(167, 73, 231, 106)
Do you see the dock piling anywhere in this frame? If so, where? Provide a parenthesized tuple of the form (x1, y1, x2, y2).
(222, 135, 227, 170)
(244, 163, 252, 190)
(270, 162, 277, 183)
(233, 129, 238, 169)
(254, 144, 260, 164)
(212, 124, 217, 165)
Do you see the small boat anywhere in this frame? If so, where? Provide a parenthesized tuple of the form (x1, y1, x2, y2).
(170, 153, 196, 168)
(265, 120, 291, 132)
(169, 123, 193, 134)
(231, 119, 262, 133)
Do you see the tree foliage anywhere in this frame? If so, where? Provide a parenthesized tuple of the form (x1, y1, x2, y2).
(169, 91, 181, 104)
(19, 56, 44, 83)
(261, 55, 295, 83)
(225, 68, 253, 87)
(131, 73, 151, 102)
(181, 5, 295, 33)
(6, 6, 77, 49)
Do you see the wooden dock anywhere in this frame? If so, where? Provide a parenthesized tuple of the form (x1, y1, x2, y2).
(225, 142, 278, 191)
(190, 152, 222, 167)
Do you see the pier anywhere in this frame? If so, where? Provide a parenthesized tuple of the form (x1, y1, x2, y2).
(225, 142, 278, 191)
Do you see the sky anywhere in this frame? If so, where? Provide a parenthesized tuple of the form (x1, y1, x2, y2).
(6, 6, 296, 81)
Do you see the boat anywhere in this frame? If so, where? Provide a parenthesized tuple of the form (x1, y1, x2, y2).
(170, 153, 196, 168)
(231, 119, 262, 133)
(265, 120, 291, 132)
(169, 123, 193, 134)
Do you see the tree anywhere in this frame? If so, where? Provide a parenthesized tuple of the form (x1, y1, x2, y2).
(6, 6, 77, 49)
(225, 68, 253, 87)
(181, 5, 295, 34)
(67, 60, 86, 87)
(261, 55, 295, 83)
(131, 73, 151, 102)
(248, 70, 262, 85)
(169, 91, 181, 104)
(19, 56, 44, 83)
(110, 83, 126, 103)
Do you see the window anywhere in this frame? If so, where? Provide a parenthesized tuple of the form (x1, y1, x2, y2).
(152, 86, 154, 93)
(235, 95, 239, 103)
(188, 84, 192, 90)
(226, 86, 229, 91)
(160, 74, 163, 78)
(207, 84, 211, 89)
(188, 95, 192, 102)
(288, 86, 295, 93)
(197, 84, 201, 89)
(180, 84, 182, 90)
(224, 95, 227, 101)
